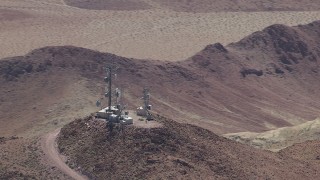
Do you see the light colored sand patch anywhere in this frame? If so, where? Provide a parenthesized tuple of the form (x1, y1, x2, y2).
(128, 110, 163, 128)
(224, 117, 320, 151)
(1, 1, 320, 61)
(261, 108, 307, 126)
(28, 0, 73, 7)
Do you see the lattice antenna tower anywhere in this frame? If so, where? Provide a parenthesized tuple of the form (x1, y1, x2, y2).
(104, 65, 118, 112)
(143, 88, 150, 111)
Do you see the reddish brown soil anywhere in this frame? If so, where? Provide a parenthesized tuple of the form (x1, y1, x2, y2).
(57, 115, 320, 179)
(0, 137, 71, 179)
(41, 129, 88, 180)
(279, 140, 320, 169)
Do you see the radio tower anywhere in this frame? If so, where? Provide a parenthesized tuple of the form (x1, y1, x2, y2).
(143, 88, 153, 120)
(104, 65, 118, 112)
(95, 64, 133, 126)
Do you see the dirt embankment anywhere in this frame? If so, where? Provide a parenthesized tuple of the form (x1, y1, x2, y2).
(41, 129, 88, 180)
(57, 115, 320, 179)
(0, 136, 71, 179)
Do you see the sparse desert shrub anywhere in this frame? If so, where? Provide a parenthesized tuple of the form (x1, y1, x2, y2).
(240, 68, 263, 77)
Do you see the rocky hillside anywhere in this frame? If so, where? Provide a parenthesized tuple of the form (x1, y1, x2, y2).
(57, 115, 320, 179)
(2, 21, 320, 137)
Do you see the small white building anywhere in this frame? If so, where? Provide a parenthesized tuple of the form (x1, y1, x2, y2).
(120, 116, 133, 125)
(96, 106, 120, 119)
(96, 106, 133, 125)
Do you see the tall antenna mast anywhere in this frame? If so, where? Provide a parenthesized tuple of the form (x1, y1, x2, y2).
(107, 67, 112, 111)
(104, 65, 118, 112)
(143, 88, 150, 111)
(96, 65, 133, 126)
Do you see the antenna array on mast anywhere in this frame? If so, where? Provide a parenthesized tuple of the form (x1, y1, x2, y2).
(137, 87, 153, 120)
(95, 65, 133, 127)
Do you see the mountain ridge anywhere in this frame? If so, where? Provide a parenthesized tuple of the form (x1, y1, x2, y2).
(1, 21, 320, 136)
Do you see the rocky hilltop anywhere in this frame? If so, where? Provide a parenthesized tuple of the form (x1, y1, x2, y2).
(57, 115, 320, 179)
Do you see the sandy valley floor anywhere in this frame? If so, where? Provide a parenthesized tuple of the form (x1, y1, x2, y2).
(1, 0, 320, 61)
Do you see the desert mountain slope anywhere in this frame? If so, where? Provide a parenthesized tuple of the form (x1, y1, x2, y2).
(57, 115, 320, 179)
(64, 0, 320, 12)
(153, 0, 320, 12)
(279, 140, 320, 168)
(2, 21, 320, 137)
(63, 0, 151, 10)
(2, 0, 320, 61)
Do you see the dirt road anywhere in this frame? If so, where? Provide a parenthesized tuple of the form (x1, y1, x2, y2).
(42, 128, 88, 180)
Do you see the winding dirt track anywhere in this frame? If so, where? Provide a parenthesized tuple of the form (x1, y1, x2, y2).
(42, 129, 88, 180)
